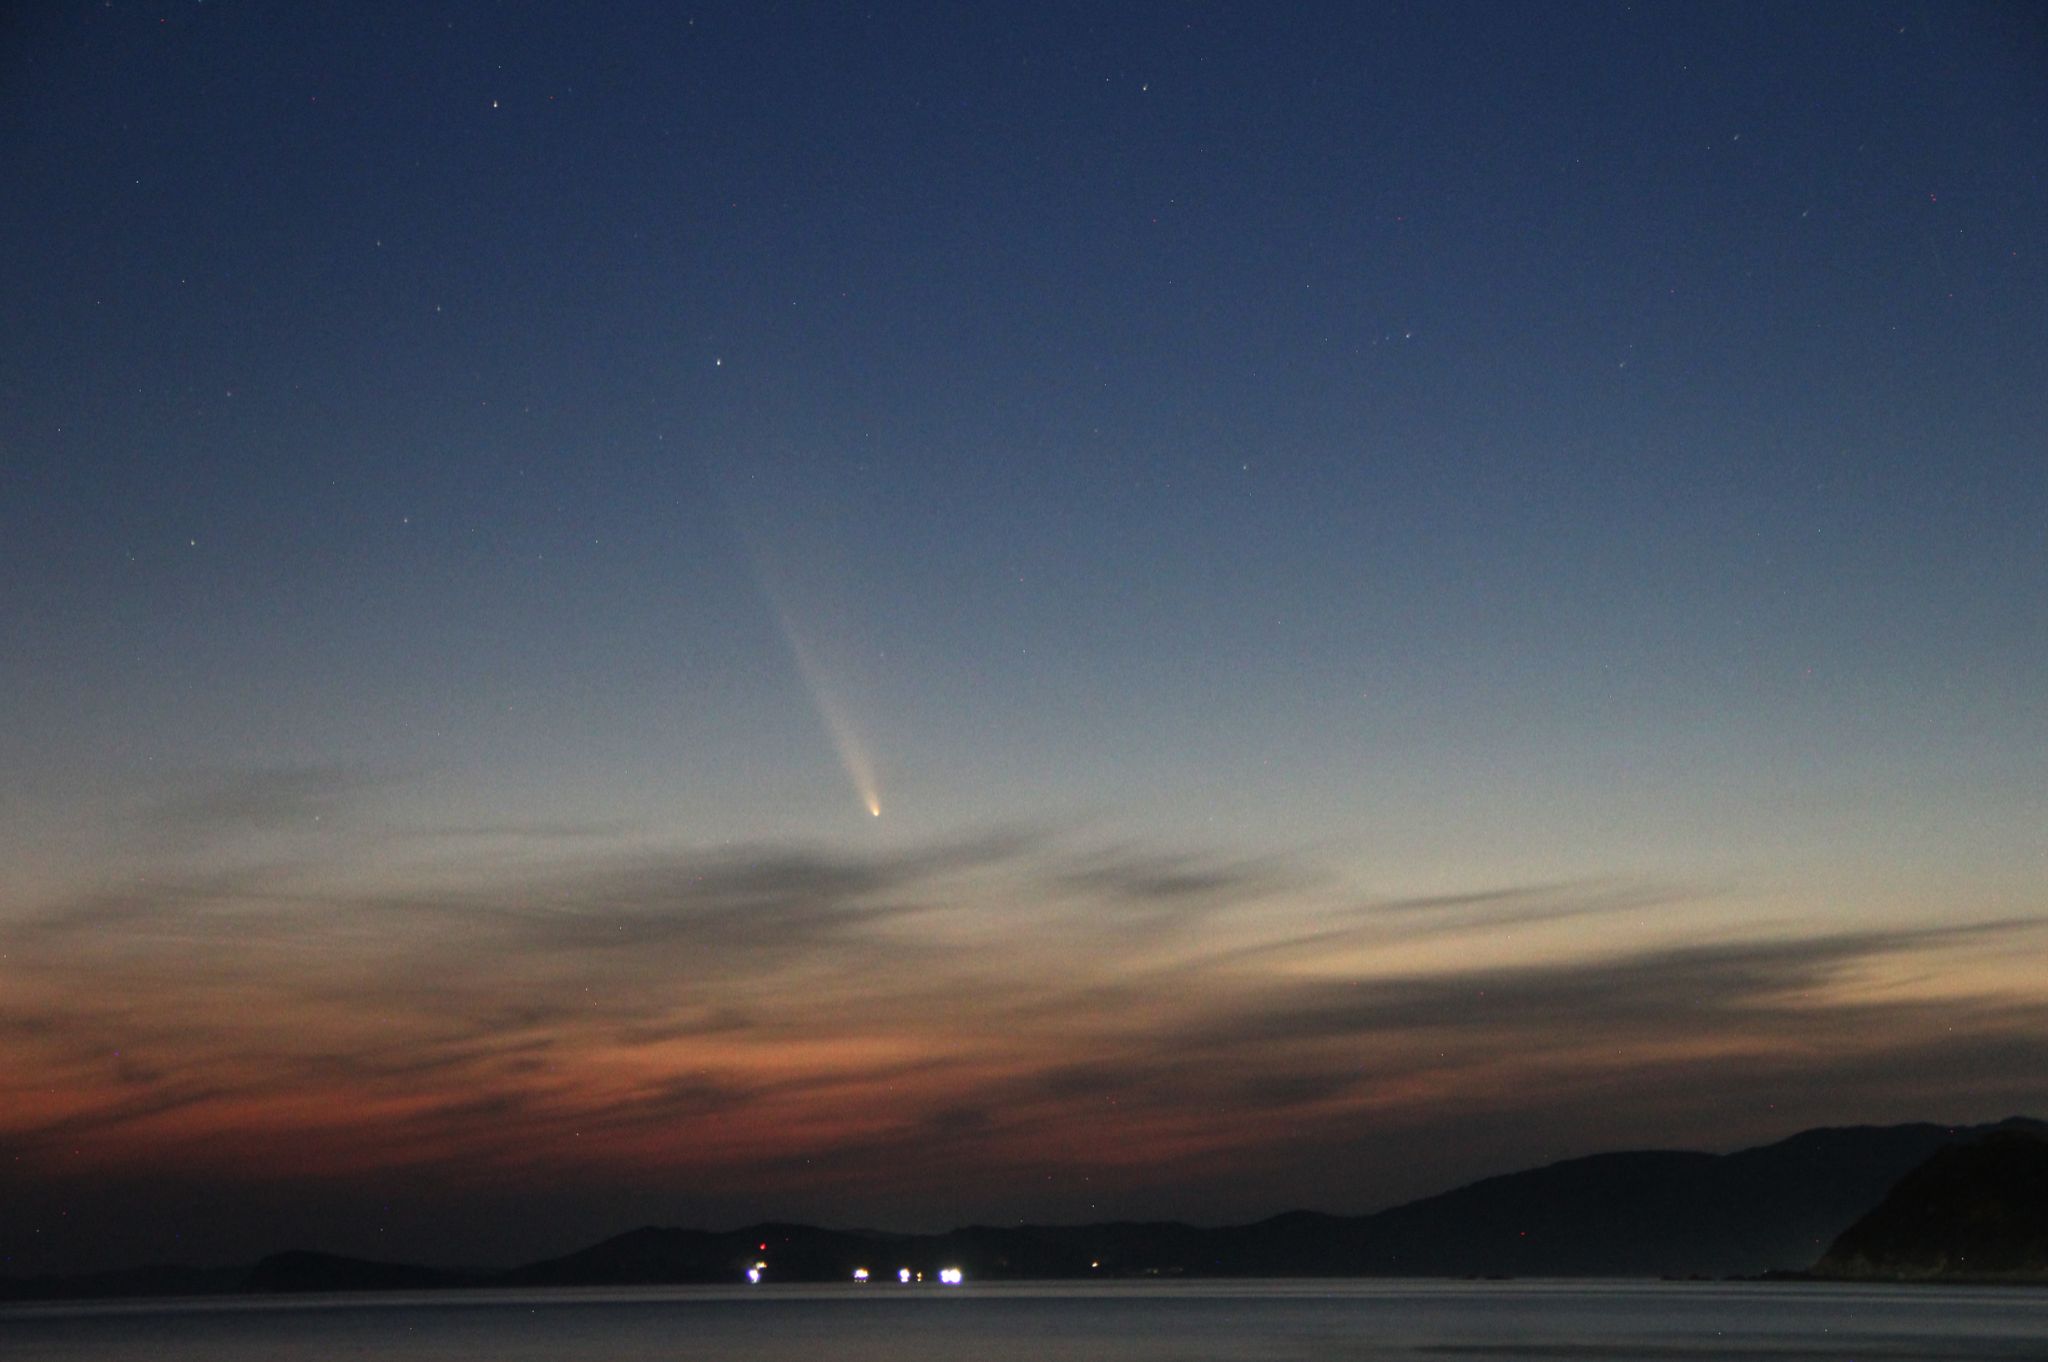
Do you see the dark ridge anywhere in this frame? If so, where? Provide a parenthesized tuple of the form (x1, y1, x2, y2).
(493, 1118, 2038, 1285)
(244, 1250, 471, 1293)
(1813, 1129, 2048, 1282)
(4, 1117, 2040, 1300)
(494, 1222, 916, 1287)
(0, 1263, 246, 1304)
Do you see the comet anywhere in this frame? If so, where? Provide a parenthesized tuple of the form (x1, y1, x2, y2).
(716, 475, 885, 820)
(774, 607, 882, 819)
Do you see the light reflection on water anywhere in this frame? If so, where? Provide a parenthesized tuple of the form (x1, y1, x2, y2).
(4, 1281, 2044, 1361)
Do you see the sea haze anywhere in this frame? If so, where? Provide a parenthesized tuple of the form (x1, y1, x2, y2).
(4, 1282, 2045, 1362)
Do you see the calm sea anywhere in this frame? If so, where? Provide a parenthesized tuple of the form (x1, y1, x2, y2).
(3, 1280, 2043, 1361)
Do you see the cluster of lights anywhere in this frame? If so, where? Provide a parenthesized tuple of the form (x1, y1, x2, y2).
(847, 1265, 963, 1285)
(750, 1260, 964, 1286)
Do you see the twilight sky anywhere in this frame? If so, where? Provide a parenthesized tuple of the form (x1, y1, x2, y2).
(2, 1, 2045, 1274)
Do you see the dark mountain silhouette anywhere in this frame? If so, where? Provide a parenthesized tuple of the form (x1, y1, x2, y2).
(5, 1117, 2039, 1301)
(243, 1250, 474, 1293)
(1220, 1119, 2048, 1279)
(495, 1222, 916, 1287)
(392, 1116, 2048, 1287)
(0, 1262, 246, 1303)
(1812, 1129, 2048, 1282)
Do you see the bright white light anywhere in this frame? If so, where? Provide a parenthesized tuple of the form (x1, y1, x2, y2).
(898, 1267, 912, 1283)
(852, 1268, 869, 1282)
(938, 1267, 963, 1285)
(745, 1267, 761, 1284)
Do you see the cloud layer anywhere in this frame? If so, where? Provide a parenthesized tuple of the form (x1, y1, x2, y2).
(3, 771, 2045, 1271)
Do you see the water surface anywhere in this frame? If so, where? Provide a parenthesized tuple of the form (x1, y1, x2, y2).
(4, 1280, 2042, 1361)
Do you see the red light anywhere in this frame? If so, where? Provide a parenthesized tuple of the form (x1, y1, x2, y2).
(759, 1243, 767, 1252)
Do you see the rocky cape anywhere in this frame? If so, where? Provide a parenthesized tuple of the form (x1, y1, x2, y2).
(1808, 1128, 2048, 1283)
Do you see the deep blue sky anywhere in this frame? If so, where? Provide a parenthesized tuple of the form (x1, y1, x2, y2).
(2, 2, 2045, 1272)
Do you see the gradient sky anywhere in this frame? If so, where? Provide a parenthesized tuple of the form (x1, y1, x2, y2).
(3, 1, 2046, 1275)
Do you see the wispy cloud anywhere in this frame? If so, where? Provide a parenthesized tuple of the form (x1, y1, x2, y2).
(138, 766, 385, 844)
(5, 782, 2044, 1239)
